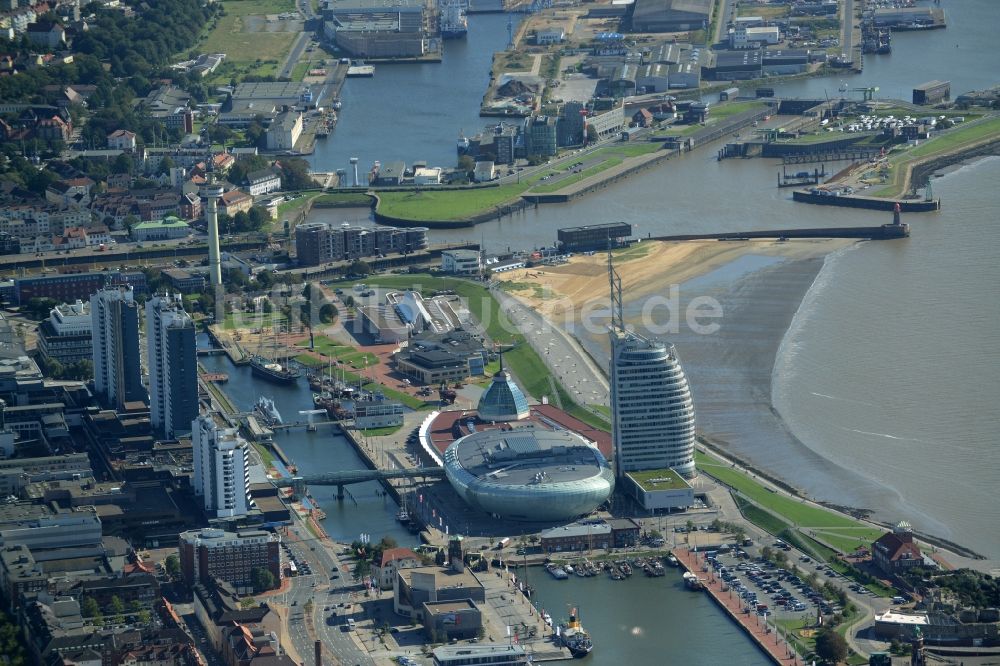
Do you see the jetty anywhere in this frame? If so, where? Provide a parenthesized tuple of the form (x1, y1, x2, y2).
(673, 548, 799, 665)
(651, 224, 908, 242)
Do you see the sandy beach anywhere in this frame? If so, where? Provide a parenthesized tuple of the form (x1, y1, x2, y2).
(495, 238, 903, 520)
(498, 238, 851, 318)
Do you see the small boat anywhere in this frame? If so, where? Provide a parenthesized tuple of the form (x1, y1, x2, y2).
(559, 608, 594, 658)
(542, 612, 553, 627)
(575, 566, 588, 577)
(545, 563, 569, 580)
(331, 99, 342, 110)
(683, 571, 705, 591)
(254, 396, 283, 426)
(396, 507, 410, 524)
(564, 565, 575, 575)
(666, 555, 679, 567)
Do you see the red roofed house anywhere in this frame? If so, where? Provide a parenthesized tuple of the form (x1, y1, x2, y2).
(36, 114, 71, 141)
(219, 189, 253, 218)
(872, 521, 924, 576)
(373, 547, 421, 590)
(107, 129, 137, 151)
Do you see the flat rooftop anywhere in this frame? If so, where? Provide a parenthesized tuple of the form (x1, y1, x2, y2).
(450, 427, 605, 487)
(627, 468, 691, 491)
(399, 566, 482, 591)
(233, 82, 311, 100)
(424, 599, 477, 614)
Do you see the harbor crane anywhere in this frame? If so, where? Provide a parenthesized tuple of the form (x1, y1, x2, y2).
(853, 86, 880, 102)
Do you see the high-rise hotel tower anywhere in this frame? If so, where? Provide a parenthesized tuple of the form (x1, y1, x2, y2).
(608, 250, 696, 478)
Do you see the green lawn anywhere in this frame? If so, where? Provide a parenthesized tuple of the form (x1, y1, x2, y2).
(296, 335, 379, 368)
(196, 0, 297, 78)
(528, 158, 623, 193)
(313, 192, 374, 206)
(376, 182, 536, 222)
(697, 452, 866, 530)
(357, 424, 405, 436)
(810, 527, 886, 554)
(872, 115, 1000, 197)
(222, 311, 288, 330)
(289, 61, 309, 81)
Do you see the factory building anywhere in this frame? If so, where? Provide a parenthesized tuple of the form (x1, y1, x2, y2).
(630, 0, 712, 33)
(322, 0, 429, 58)
(708, 50, 763, 80)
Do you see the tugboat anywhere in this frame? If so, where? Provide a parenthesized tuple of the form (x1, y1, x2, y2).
(559, 608, 594, 658)
(254, 396, 283, 426)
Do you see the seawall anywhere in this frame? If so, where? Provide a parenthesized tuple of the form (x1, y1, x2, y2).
(651, 224, 909, 241)
(791, 191, 940, 211)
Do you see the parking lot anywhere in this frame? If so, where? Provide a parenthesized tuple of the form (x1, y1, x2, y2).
(704, 542, 851, 623)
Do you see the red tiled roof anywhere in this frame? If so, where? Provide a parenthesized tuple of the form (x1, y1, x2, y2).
(378, 547, 420, 567)
(426, 404, 612, 459)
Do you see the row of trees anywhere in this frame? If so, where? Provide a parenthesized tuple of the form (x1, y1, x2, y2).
(80, 594, 152, 627)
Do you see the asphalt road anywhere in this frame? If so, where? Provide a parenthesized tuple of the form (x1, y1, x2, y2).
(490, 287, 610, 409)
(279, 518, 374, 666)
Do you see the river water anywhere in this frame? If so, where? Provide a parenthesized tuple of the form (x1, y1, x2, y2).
(307, 0, 1000, 559)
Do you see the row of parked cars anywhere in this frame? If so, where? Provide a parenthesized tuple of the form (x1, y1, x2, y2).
(710, 554, 843, 616)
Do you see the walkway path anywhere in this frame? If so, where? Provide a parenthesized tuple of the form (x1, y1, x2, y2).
(674, 548, 801, 665)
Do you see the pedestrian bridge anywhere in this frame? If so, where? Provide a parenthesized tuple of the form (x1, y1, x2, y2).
(272, 468, 445, 498)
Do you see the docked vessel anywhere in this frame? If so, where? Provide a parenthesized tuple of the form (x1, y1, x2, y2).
(683, 571, 705, 590)
(559, 608, 593, 658)
(254, 396, 283, 426)
(545, 563, 569, 580)
(439, 0, 468, 39)
(250, 355, 301, 384)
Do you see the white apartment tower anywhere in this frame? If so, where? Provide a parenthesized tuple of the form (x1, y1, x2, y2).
(91, 285, 144, 410)
(191, 413, 251, 517)
(608, 251, 696, 478)
(146, 293, 198, 438)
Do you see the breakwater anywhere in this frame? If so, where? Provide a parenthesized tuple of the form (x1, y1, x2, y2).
(651, 223, 909, 242)
(791, 190, 940, 211)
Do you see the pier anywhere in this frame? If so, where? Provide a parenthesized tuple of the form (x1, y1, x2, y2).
(651, 223, 909, 242)
(673, 548, 799, 665)
(778, 166, 826, 188)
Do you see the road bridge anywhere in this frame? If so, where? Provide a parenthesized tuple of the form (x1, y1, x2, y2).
(273, 467, 446, 499)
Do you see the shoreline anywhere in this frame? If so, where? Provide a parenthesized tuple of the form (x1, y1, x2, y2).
(499, 240, 989, 564)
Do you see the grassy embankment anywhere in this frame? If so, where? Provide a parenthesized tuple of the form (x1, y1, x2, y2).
(375, 140, 664, 222)
(871, 115, 1000, 198)
(650, 100, 770, 138)
(196, 0, 299, 83)
(696, 451, 894, 597)
(333, 274, 612, 430)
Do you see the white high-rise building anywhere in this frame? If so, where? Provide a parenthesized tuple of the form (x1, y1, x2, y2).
(609, 330, 696, 477)
(91, 286, 144, 410)
(146, 294, 198, 438)
(191, 413, 252, 517)
(607, 248, 696, 479)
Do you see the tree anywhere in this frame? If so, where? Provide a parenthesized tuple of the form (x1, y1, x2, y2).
(353, 559, 372, 579)
(109, 595, 125, 624)
(457, 154, 475, 173)
(349, 259, 370, 276)
(814, 626, 848, 664)
(319, 303, 337, 323)
(164, 554, 181, 578)
(251, 566, 276, 593)
(81, 596, 100, 618)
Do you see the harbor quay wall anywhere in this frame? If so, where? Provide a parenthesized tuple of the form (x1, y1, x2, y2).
(651, 225, 909, 241)
(673, 548, 798, 666)
(522, 149, 679, 204)
(791, 190, 940, 211)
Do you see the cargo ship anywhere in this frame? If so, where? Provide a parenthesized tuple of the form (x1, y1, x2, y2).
(439, 0, 468, 39)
